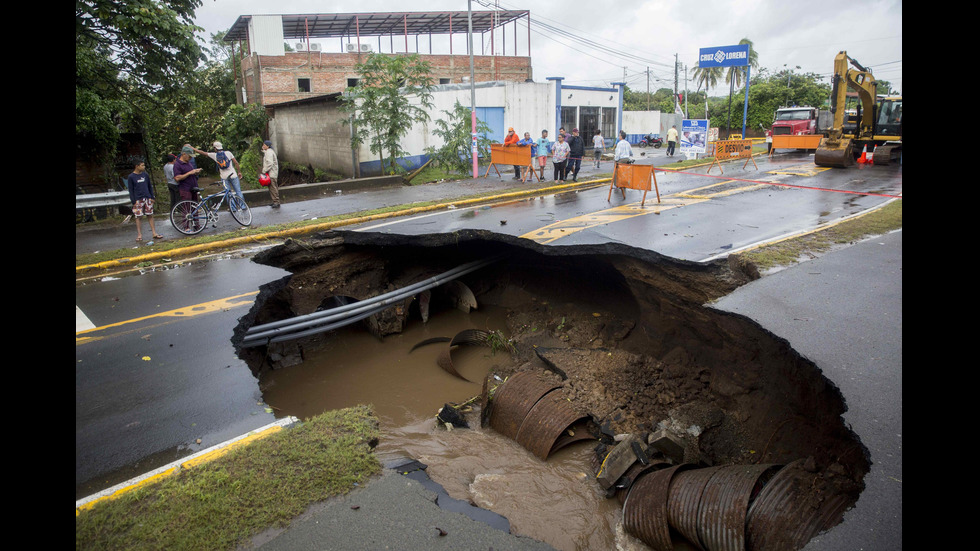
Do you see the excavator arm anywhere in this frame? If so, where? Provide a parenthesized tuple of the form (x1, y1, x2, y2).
(815, 51, 878, 167)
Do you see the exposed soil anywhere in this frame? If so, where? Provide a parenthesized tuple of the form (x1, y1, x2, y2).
(234, 229, 869, 550)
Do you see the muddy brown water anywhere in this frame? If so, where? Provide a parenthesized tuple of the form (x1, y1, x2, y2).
(239, 230, 869, 551)
(258, 305, 637, 550)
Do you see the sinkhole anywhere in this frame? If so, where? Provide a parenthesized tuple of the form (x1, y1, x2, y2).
(232, 229, 869, 551)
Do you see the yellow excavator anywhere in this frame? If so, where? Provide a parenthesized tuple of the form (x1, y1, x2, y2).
(815, 51, 902, 167)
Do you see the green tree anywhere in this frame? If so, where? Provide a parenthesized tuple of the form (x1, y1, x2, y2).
(693, 65, 723, 97)
(722, 38, 760, 135)
(425, 100, 494, 174)
(76, 0, 204, 159)
(717, 68, 831, 134)
(339, 53, 435, 174)
(623, 87, 674, 113)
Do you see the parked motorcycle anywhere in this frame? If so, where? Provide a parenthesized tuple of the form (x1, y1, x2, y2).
(638, 134, 663, 148)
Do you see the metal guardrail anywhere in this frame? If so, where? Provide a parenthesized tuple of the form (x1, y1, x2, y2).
(76, 190, 130, 209)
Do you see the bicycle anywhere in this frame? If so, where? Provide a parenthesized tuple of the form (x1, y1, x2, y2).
(170, 180, 252, 235)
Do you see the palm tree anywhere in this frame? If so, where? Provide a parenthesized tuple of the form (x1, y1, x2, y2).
(693, 64, 722, 119)
(693, 64, 723, 94)
(725, 38, 759, 90)
(724, 38, 759, 136)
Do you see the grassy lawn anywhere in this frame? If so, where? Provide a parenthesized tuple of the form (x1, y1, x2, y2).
(735, 198, 902, 274)
(75, 406, 382, 551)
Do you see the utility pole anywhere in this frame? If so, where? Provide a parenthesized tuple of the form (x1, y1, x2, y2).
(684, 64, 689, 118)
(646, 67, 650, 111)
(468, 0, 478, 178)
(674, 54, 679, 115)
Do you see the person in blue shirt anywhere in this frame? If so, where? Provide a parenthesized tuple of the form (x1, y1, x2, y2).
(517, 132, 536, 180)
(126, 160, 163, 242)
(535, 130, 551, 180)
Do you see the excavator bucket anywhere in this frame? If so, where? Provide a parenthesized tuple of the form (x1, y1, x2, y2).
(814, 137, 854, 168)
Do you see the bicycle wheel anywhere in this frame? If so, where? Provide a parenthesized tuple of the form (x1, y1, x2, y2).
(229, 195, 252, 226)
(171, 200, 208, 235)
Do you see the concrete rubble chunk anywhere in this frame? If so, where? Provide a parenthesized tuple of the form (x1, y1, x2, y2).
(647, 429, 686, 464)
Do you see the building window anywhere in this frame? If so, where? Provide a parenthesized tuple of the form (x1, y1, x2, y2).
(602, 107, 616, 138)
(579, 106, 600, 139)
(561, 106, 577, 133)
(298, 78, 311, 93)
(440, 78, 452, 84)
(347, 78, 359, 88)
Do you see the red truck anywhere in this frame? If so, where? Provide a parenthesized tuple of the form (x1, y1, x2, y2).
(764, 106, 832, 151)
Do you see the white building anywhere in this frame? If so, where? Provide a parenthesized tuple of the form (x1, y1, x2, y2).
(267, 78, 666, 177)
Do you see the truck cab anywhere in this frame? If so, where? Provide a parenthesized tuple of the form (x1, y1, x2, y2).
(770, 107, 820, 136)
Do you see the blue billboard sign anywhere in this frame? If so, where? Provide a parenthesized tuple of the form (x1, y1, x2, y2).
(698, 44, 750, 68)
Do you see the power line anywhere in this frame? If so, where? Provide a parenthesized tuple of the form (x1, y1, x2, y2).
(474, 0, 675, 71)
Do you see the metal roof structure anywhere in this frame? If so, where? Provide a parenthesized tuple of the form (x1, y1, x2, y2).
(224, 11, 528, 43)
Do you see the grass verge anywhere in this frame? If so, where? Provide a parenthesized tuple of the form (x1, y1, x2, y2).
(75, 406, 382, 551)
(733, 198, 902, 274)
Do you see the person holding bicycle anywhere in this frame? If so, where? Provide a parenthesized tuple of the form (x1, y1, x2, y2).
(190, 142, 245, 209)
(173, 146, 203, 202)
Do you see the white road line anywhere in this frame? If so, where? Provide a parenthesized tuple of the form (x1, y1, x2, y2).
(76, 305, 96, 332)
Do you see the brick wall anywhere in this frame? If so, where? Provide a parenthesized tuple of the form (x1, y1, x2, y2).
(240, 52, 532, 106)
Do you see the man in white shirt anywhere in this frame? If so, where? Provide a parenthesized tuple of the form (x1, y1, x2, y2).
(613, 131, 633, 163)
(612, 131, 635, 191)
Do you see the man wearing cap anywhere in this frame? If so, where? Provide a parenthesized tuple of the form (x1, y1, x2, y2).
(191, 142, 244, 206)
(163, 153, 179, 207)
(173, 146, 203, 203)
(503, 127, 521, 179)
(566, 128, 585, 182)
(261, 140, 280, 208)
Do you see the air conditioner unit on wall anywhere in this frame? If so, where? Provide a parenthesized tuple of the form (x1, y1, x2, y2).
(346, 43, 358, 52)
(360, 44, 373, 52)
(295, 43, 306, 51)
(310, 43, 321, 51)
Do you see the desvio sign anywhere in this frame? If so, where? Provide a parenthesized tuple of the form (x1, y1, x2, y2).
(698, 44, 750, 68)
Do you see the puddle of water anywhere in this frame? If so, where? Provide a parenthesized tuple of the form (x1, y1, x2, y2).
(259, 306, 509, 425)
(258, 305, 632, 551)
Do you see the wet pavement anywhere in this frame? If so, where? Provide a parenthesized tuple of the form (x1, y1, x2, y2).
(75, 148, 676, 258)
(76, 149, 902, 550)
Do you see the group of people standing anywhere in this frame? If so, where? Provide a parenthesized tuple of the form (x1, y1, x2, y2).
(126, 140, 281, 242)
(504, 126, 607, 184)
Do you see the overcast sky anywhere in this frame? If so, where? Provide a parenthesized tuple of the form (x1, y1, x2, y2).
(193, 0, 902, 96)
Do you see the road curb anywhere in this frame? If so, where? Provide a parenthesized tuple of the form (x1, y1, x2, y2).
(75, 416, 299, 515)
(75, 178, 611, 274)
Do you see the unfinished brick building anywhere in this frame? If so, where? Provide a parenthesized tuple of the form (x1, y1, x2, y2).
(224, 11, 533, 106)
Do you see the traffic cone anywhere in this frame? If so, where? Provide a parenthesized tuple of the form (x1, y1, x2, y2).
(868, 145, 876, 165)
(857, 145, 868, 164)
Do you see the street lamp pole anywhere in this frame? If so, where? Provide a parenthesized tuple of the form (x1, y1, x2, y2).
(468, 0, 478, 178)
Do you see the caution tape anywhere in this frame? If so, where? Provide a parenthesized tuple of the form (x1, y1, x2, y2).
(655, 168, 902, 199)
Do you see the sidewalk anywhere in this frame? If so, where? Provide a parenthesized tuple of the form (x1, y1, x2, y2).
(75, 148, 682, 261)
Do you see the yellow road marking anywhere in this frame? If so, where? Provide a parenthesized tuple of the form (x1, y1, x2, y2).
(768, 164, 831, 177)
(521, 202, 682, 244)
(521, 180, 768, 244)
(75, 292, 258, 344)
